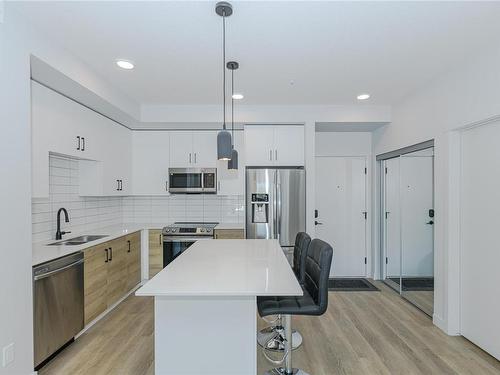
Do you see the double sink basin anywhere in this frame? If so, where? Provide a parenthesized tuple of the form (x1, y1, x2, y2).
(48, 235, 108, 246)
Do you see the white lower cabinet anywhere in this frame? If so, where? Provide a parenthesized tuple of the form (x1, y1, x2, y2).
(217, 131, 245, 195)
(132, 131, 170, 195)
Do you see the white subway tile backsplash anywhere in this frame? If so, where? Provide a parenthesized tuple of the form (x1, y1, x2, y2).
(32, 155, 245, 241)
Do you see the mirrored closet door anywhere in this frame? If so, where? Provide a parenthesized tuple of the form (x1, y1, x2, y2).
(381, 144, 434, 316)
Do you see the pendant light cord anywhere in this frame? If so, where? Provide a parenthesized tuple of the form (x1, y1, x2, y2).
(231, 68, 234, 147)
(222, 11, 226, 130)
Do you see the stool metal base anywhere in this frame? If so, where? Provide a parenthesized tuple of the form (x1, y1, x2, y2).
(264, 368, 310, 375)
(257, 328, 303, 351)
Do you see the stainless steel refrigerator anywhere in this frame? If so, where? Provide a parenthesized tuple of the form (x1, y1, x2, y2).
(246, 168, 306, 255)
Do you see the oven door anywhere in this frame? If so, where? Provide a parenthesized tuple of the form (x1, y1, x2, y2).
(169, 169, 203, 193)
(162, 237, 211, 267)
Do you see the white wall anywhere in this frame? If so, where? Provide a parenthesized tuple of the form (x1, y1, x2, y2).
(372, 46, 500, 335)
(0, 5, 139, 373)
(315, 132, 371, 157)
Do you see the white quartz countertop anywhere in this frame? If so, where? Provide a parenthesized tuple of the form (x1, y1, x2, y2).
(214, 223, 245, 230)
(32, 223, 163, 266)
(136, 239, 303, 297)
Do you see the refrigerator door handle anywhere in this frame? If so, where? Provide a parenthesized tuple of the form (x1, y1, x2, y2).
(277, 181, 282, 243)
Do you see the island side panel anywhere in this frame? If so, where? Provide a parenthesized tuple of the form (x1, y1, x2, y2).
(154, 295, 257, 375)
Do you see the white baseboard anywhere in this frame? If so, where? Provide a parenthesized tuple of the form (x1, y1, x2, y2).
(75, 280, 146, 339)
(433, 313, 460, 336)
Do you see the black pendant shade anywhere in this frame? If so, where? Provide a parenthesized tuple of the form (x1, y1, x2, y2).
(228, 148, 238, 170)
(216, 2, 233, 161)
(217, 130, 232, 160)
(227, 60, 239, 169)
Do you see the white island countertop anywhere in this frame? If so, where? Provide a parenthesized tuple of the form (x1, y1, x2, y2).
(136, 239, 302, 297)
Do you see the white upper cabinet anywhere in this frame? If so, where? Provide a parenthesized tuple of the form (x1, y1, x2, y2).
(131, 131, 170, 195)
(169, 131, 193, 168)
(192, 131, 217, 167)
(32, 81, 102, 197)
(170, 131, 217, 167)
(244, 125, 304, 166)
(217, 131, 245, 196)
(244, 126, 275, 166)
(273, 126, 304, 166)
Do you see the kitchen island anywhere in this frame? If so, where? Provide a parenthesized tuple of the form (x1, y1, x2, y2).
(136, 239, 302, 375)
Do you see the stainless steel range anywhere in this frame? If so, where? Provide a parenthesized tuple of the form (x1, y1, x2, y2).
(162, 222, 218, 267)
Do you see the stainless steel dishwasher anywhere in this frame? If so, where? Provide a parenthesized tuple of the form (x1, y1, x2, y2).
(33, 252, 84, 369)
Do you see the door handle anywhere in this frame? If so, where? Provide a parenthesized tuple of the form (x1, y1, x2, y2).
(426, 220, 434, 225)
(315, 221, 323, 226)
(76, 136, 81, 151)
(127, 240, 131, 253)
(194, 153, 197, 163)
(275, 149, 277, 161)
(117, 180, 120, 191)
(109, 247, 113, 261)
(81, 137, 85, 151)
(269, 150, 272, 161)
(166, 181, 168, 191)
(315, 209, 319, 218)
(189, 153, 192, 163)
(105, 248, 109, 263)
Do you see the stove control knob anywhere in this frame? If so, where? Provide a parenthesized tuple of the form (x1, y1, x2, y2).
(200, 228, 205, 232)
(165, 229, 170, 233)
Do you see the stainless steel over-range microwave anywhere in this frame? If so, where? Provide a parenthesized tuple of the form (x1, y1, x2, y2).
(168, 168, 217, 194)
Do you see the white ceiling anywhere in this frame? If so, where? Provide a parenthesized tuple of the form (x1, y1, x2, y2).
(12, 1, 500, 106)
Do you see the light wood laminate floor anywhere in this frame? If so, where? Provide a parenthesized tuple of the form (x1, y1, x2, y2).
(39, 281, 500, 375)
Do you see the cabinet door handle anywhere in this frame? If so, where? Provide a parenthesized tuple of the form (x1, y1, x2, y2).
(117, 180, 120, 191)
(119, 180, 123, 191)
(159, 234, 162, 245)
(81, 137, 85, 151)
(166, 181, 168, 191)
(189, 153, 192, 163)
(77, 136, 81, 151)
(269, 149, 272, 161)
(127, 240, 131, 253)
(194, 152, 197, 163)
(109, 247, 113, 261)
(275, 149, 277, 160)
(218, 181, 220, 191)
(105, 248, 109, 263)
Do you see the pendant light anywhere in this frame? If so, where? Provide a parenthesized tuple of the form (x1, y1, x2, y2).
(216, 2, 233, 161)
(227, 61, 239, 170)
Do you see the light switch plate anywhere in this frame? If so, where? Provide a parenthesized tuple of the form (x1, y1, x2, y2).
(2, 343, 14, 367)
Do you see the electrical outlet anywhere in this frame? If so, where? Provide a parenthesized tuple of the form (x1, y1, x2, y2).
(2, 343, 14, 367)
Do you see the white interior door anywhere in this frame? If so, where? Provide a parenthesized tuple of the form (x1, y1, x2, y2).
(384, 158, 401, 279)
(315, 157, 367, 277)
(461, 120, 500, 360)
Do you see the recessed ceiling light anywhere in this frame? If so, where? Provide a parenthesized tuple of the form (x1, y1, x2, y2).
(357, 93, 370, 100)
(232, 93, 244, 100)
(116, 60, 134, 70)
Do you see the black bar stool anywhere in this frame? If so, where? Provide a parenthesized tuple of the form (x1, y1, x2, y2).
(257, 232, 311, 351)
(258, 239, 333, 375)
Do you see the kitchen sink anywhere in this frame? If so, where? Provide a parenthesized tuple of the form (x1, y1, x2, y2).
(48, 235, 108, 246)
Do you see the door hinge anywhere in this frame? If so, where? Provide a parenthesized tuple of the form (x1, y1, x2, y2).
(385, 257, 388, 264)
(363, 211, 367, 220)
(364, 257, 367, 265)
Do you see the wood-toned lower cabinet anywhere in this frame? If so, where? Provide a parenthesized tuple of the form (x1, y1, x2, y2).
(149, 229, 163, 278)
(213, 229, 245, 239)
(84, 243, 108, 325)
(125, 232, 141, 291)
(106, 238, 128, 307)
(84, 232, 142, 325)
